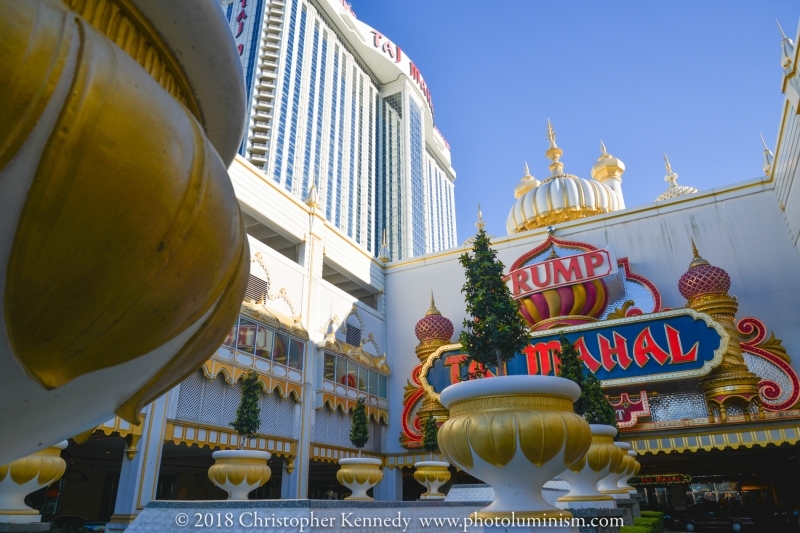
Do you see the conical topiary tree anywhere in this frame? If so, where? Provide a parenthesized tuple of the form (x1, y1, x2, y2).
(232, 370, 262, 444)
(350, 397, 370, 456)
(421, 416, 439, 459)
(459, 229, 530, 376)
(556, 335, 617, 427)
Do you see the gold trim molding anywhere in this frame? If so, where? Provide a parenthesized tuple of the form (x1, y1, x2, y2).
(309, 443, 382, 464)
(165, 421, 296, 459)
(322, 338, 390, 374)
(627, 422, 800, 455)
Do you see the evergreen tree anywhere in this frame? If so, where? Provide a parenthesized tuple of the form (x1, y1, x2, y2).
(459, 229, 530, 376)
(421, 416, 439, 458)
(232, 370, 262, 442)
(349, 397, 370, 452)
(556, 335, 617, 428)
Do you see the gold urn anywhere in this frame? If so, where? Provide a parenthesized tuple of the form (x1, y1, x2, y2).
(413, 461, 451, 500)
(557, 424, 624, 509)
(208, 450, 272, 501)
(0, 442, 67, 523)
(438, 375, 592, 519)
(336, 458, 384, 500)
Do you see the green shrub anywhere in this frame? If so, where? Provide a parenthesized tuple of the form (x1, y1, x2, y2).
(640, 511, 664, 530)
(619, 527, 651, 533)
(634, 517, 661, 533)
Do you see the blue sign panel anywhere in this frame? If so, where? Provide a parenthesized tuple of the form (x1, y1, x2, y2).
(422, 309, 728, 396)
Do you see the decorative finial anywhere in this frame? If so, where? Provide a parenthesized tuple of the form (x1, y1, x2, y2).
(515, 162, 540, 198)
(778, 19, 795, 70)
(545, 120, 564, 176)
(689, 238, 710, 268)
(378, 228, 390, 263)
(600, 140, 608, 157)
(524, 161, 531, 177)
(304, 184, 319, 208)
(760, 133, 774, 176)
(663, 154, 678, 183)
(546, 119, 558, 149)
(475, 203, 486, 231)
(426, 291, 441, 316)
(547, 243, 559, 259)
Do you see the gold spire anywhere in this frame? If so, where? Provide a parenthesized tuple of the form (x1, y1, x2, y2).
(304, 184, 319, 208)
(426, 291, 441, 316)
(656, 153, 698, 201)
(378, 228, 390, 263)
(760, 133, 774, 176)
(591, 140, 625, 184)
(689, 238, 710, 268)
(664, 153, 675, 180)
(545, 119, 564, 176)
(475, 203, 486, 231)
(778, 19, 795, 70)
(514, 161, 540, 198)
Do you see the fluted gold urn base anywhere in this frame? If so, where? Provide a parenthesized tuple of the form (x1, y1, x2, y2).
(208, 450, 271, 501)
(0, 443, 67, 523)
(336, 458, 383, 500)
(413, 461, 451, 500)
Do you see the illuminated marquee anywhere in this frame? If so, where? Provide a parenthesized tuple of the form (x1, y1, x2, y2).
(419, 308, 729, 397)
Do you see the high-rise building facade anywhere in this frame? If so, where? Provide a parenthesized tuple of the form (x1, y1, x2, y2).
(223, 0, 457, 259)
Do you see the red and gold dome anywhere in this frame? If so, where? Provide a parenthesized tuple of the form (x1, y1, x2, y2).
(678, 241, 731, 300)
(415, 295, 454, 342)
(517, 279, 609, 331)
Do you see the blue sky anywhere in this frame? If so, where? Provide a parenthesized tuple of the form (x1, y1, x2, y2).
(349, 1, 799, 241)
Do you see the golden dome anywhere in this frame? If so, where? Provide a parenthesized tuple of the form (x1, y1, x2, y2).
(514, 162, 540, 199)
(506, 122, 622, 234)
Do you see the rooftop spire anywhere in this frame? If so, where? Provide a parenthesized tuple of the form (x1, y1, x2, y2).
(689, 238, 710, 269)
(475, 203, 486, 231)
(778, 19, 795, 70)
(378, 228, 390, 263)
(656, 154, 698, 201)
(524, 161, 531, 177)
(426, 291, 441, 316)
(545, 120, 564, 176)
(663, 153, 675, 181)
(600, 140, 608, 157)
(760, 133, 774, 176)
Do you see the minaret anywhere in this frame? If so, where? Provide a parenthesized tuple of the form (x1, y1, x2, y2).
(678, 241, 763, 423)
(760, 133, 774, 176)
(413, 293, 455, 426)
(590, 140, 626, 209)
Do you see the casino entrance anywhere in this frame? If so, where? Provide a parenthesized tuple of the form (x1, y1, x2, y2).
(633, 444, 800, 512)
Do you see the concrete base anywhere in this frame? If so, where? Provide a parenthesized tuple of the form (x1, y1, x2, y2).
(0, 524, 50, 532)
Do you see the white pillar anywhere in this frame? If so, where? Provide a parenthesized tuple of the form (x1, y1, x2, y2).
(105, 392, 169, 532)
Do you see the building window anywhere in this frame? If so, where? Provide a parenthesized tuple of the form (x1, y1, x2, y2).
(222, 315, 305, 371)
(323, 353, 388, 399)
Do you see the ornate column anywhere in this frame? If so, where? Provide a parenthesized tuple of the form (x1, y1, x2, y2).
(678, 242, 762, 422)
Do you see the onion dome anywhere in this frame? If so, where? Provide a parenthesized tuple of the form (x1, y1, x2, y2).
(518, 278, 609, 331)
(414, 293, 454, 342)
(514, 162, 540, 199)
(590, 141, 626, 183)
(507, 121, 622, 234)
(678, 240, 731, 300)
(655, 154, 698, 201)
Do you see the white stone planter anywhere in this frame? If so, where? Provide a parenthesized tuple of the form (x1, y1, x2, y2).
(337, 458, 383, 500)
(208, 450, 271, 500)
(413, 461, 451, 500)
(598, 442, 633, 499)
(438, 375, 592, 520)
(618, 450, 639, 495)
(0, 441, 67, 523)
(556, 424, 623, 510)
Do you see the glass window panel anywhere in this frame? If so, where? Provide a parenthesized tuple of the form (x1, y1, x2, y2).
(369, 371, 378, 396)
(379, 375, 387, 399)
(335, 355, 347, 385)
(288, 339, 304, 370)
(272, 333, 288, 365)
(222, 319, 238, 347)
(236, 319, 257, 353)
(345, 362, 357, 389)
(323, 353, 336, 381)
(357, 366, 367, 392)
(254, 326, 273, 359)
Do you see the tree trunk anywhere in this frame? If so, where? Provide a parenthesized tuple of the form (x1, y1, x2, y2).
(496, 349, 506, 377)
